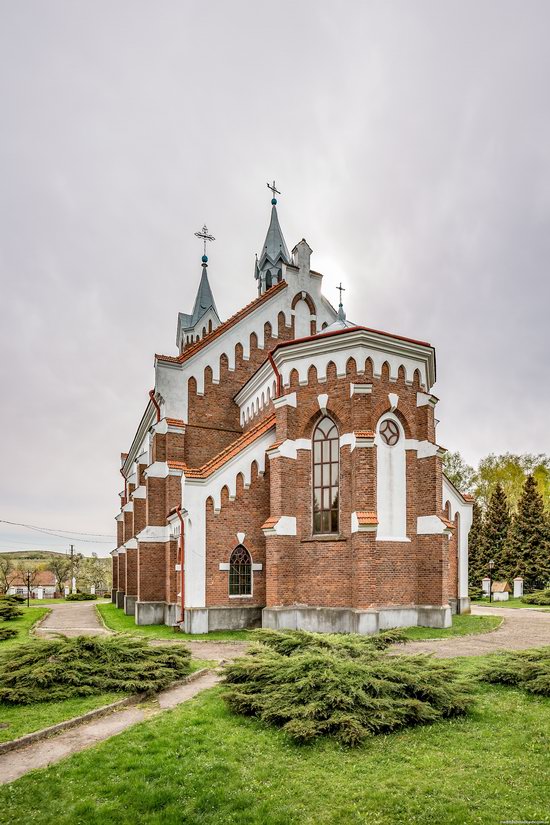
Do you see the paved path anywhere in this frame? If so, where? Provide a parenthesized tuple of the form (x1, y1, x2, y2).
(395, 605, 550, 658)
(0, 670, 220, 785)
(35, 601, 109, 638)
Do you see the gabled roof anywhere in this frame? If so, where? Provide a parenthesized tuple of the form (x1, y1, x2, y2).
(184, 414, 275, 479)
(157, 280, 288, 365)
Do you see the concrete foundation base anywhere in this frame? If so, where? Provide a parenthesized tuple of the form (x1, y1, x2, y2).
(115, 590, 125, 610)
(124, 594, 137, 616)
(182, 606, 262, 634)
(135, 601, 165, 625)
(262, 604, 452, 634)
(458, 597, 471, 615)
(449, 597, 471, 616)
(133, 601, 180, 626)
(164, 603, 179, 626)
(111, 589, 117, 604)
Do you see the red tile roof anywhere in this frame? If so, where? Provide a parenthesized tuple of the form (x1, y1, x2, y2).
(184, 415, 276, 479)
(156, 281, 288, 366)
(355, 430, 376, 439)
(356, 511, 378, 525)
(261, 516, 279, 530)
(10, 570, 57, 587)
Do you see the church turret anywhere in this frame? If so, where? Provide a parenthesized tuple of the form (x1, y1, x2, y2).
(176, 225, 221, 352)
(255, 181, 291, 295)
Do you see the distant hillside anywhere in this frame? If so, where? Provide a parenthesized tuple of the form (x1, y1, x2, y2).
(0, 549, 68, 560)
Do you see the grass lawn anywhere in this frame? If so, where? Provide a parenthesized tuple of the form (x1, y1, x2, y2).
(0, 606, 49, 650)
(0, 672, 548, 825)
(0, 693, 123, 743)
(473, 597, 550, 610)
(97, 602, 253, 641)
(402, 614, 501, 640)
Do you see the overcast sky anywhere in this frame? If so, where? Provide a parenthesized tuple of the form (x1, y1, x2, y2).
(1, 1, 549, 556)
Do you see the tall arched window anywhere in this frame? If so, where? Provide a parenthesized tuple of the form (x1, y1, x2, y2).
(229, 545, 252, 596)
(312, 416, 339, 534)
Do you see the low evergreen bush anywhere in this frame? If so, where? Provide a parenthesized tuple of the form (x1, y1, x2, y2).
(65, 593, 97, 601)
(1, 594, 26, 604)
(223, 638, 474, 746)
(0, 602, 23, 621)
(479, 648, 550, 696)
(521, 589, 550, 606)
(0, 627, 17, 642)
(250, 628, 405, 657)
(0, 636, 191, 704)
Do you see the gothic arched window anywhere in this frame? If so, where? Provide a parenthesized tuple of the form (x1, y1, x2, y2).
(229, 545, 252, 596)
(312, 416, 339, 534)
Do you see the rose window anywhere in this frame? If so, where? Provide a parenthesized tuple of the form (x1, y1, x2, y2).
(380, 419, 400, 446)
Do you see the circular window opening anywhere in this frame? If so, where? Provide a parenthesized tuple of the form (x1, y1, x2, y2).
(380, 419, 400, 446)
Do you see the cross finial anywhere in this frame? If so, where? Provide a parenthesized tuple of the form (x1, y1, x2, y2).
(337, 282, 346, 306)
(194, 224, 215, 262)
(267, 180, 281, 204)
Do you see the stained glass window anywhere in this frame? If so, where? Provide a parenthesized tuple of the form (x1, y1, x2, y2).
(312, 416, 339, 534)
(229, 545, 252, 596)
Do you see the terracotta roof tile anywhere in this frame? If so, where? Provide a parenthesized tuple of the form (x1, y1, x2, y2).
(355, 430, 376, 439)
(441, 516, 455, 530)
(166, 418, 185, 427)
(167, 460, 186, 470)
(10, 570, 57, 587)
(156, 281, 287, 366)
(356, 511, 378, 525)
(261, 516, 279, 529)
(184, 415, 276, 479)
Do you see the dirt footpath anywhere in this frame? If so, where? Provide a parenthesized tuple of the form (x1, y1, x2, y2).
(394, 605, 550, 658)
(35, 601, 110, 638)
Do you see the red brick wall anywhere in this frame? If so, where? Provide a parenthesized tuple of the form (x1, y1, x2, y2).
(205, 463, 270, 607)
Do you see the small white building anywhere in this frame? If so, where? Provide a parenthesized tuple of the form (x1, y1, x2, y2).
(7, 570, 57, 599)
(491, 581, 511, 602)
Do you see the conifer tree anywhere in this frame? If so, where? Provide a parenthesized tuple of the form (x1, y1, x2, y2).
(482, 482, 511, 580)
(504, 475, 550, 592)
(467, 500, 485, 588)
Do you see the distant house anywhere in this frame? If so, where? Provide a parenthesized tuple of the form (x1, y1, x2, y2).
(7, 570, 58, 599)
(491, 581, 511, 602)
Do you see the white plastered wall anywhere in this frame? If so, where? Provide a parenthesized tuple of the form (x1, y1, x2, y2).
(442, 476, 473, 600)
(375, 413, 408, 541)
(181, 428, 275, 608)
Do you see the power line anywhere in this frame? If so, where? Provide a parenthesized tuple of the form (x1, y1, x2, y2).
(0, 520, 116, 543)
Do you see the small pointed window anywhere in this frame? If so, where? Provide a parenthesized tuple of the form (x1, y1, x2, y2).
(312, 417, 339, 534)
(229, 545, 252, 596)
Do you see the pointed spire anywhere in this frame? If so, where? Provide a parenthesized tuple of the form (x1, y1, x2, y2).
(256, 181, 290, 294)
(176, 225, 221, 351)
(337, 282, 346, 321)
(190, 264, 219, 325)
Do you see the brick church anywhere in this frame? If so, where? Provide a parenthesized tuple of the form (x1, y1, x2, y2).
(112, 187, 473, 633)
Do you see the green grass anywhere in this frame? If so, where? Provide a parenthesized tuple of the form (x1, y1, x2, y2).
(402, 614, 501, 640)
(97, 602, 252, 641)
(0, 606, 49, 650)
(0, 693, 122, 743)
(0, 673, 548, 824)
(473, 597, 550, 610)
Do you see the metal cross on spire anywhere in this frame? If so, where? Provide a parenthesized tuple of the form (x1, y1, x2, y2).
(194, 224, 215, 258)
(337, 282, 346, 306)
(267, 180, 281, 204)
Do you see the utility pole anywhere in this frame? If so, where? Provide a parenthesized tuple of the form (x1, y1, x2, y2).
(69, 544, 77, 594)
